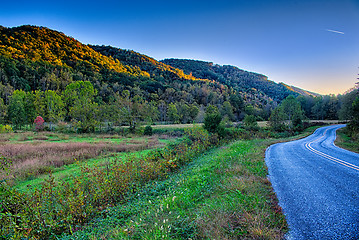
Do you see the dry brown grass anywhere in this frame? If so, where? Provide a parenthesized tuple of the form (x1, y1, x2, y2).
(0, 137, 161, 181)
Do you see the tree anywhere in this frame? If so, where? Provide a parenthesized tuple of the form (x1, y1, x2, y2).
(112, 90, 147, 131)
(24, 92, 37, 125)
(347, 96, 359, 136)
(44, 90, 65, 130)
(281, 95, 303, 130)
(243, 115, 259, 131)
(0, 98, 7, 124)
(176, 101, 190, 123)
(167, 103, 180, 123)
(158, 100, 167, 123)
(8, 90, 26, 129)
(34, 116, 45, 131)
(268, 107, 286, 132)
(143, 101, 159, 124)
(63, 81, 98, 132)
(34, 90, 46, 118)
(118, 91, 145, 131)
(220, 101, 235, 121)
(188, 104, 199, 123)
(203, 105, 222, 134)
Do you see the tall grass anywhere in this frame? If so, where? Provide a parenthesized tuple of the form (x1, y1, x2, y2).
(0, 127, 214, 239)
(62, 139, 287, 240)
(0, 138, 160, 182)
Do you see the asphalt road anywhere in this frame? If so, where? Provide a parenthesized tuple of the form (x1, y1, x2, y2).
(266, 125, 359, 240)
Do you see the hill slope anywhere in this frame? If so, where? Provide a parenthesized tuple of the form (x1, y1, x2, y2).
(0, 25, 320, 121)
(161, 59, 304, 101)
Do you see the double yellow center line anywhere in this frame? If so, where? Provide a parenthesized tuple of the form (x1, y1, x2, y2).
(304, 130, 359, 172)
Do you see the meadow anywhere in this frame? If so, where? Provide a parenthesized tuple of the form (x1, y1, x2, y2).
(0, 123, 324, 239)
(0, 131, 173, 188)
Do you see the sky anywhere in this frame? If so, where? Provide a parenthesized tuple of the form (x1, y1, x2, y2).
(0, 0, 359, 95)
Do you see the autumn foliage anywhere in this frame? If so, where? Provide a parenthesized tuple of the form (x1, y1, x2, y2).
(34, 116, 44, 131)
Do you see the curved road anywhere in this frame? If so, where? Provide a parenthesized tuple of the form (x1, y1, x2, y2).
(266, 125, 359, 239)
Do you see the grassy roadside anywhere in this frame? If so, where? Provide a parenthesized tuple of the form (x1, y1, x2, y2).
(62, 139, 287, 239)
(61, 126, 322, 239)
(1, 126, 321, 239)
(335, 128, 359, 153)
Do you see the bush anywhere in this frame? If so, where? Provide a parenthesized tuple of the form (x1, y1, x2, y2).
(203, 113, 222, 134)
(0, 126, 218, 239)
(243, 115, 259, 131)
(34, 116, 45, 132)
(144, 125, 153, 136)
(0, 124, 13, 133)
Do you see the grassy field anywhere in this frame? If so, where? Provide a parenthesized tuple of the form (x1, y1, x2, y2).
(62, 139, 288, 240)
(0, 131, 173, 189)
(0, 125, 323, 239)
(59, 127, 322, 239)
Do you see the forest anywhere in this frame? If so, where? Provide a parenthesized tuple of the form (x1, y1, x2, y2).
(0, 25, 356, 134)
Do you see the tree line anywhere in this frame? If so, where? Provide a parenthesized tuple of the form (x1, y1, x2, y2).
(1, 79, 357, 133)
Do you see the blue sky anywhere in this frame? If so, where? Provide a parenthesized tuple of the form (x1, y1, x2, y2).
(1, 0, 359, 94)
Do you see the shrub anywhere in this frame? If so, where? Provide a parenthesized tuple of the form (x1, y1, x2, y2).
(34, 116, 45, 132)
(0, 124, 13, 133)
(0, 126, 219, 239)
(56, 121, 71, 133)
(243, 114, 259, 131)
(203, 113, 222, 134)
(144, 125, 153, 136)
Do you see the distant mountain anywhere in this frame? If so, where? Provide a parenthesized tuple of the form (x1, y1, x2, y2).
(280, 83, 320, 97)
(161, 59, 308, 101)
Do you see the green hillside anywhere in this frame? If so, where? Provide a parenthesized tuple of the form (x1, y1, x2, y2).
(161, 59, 299, 101)
(0, 25, 324, 123)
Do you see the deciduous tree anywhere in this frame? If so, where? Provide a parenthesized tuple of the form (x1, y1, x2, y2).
(8, 90, 26, 129)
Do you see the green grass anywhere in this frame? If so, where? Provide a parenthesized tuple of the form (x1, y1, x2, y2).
(14, 149, 154, 192)
(2, 126, 321, 239)
(335, 128, 359, 153)
(1, 132, 175, 191)
(61, 139, 287, 240)
(2, 131, 158, 144)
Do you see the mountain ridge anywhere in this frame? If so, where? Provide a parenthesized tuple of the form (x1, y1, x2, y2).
(0, 25, 320, 121)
